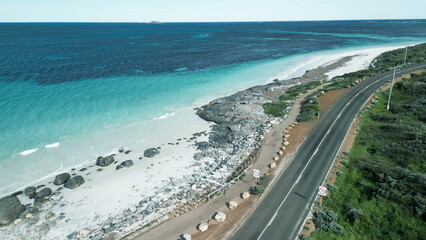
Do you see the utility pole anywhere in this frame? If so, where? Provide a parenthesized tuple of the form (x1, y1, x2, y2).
(387, 68, 397, 110)
(404, 46, 408, 65)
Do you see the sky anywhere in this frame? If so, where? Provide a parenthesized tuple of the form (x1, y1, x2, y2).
(0, 0, 425, 22)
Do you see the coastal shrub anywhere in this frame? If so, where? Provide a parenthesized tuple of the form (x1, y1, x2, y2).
(257, 176, 267, 186)
(299, 235, 309, 240)
(263, 101, 288, 117)
(287, 81, 322, 97)
(279, 94, 295, 102)
(345, 205, 364, 222)
(239, 172, 246, 180)
(296, 95, 320, 122)
(249, 186, 264, 195)
(313, 210, 344, 235)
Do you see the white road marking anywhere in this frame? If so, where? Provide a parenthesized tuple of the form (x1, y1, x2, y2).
(255, 65, 426, 240)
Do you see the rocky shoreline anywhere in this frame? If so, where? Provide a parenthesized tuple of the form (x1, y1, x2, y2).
(0, 56, 356, 240)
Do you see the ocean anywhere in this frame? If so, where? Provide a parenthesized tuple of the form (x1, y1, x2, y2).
(1, 20, 425, 196)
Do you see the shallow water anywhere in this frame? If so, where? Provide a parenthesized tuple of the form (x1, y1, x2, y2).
(0, 21, 425, 196)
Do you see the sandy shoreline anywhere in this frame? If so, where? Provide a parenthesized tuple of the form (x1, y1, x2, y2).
(0, 44, 409, 239)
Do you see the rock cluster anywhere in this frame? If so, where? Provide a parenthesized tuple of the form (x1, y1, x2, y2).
(96, 155, 115, 167)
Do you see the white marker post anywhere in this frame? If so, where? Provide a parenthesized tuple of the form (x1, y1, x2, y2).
(387, 68, 397, 111)
(253, 169, 260, 184)
(318, 186, 327, 196)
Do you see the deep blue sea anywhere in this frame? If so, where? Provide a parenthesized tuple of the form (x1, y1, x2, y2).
(1, 20, 425, 195)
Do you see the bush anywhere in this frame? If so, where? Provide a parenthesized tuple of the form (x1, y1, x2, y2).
(250, 186, 265, 195)
(345, 205, 364, 222)
(313, 210, 344, 235)
(263, 101, 288, 117)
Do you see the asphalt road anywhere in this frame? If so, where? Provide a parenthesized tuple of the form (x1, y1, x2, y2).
(230, 63, 426, 240)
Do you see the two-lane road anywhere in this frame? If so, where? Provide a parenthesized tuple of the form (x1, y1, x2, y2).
(230, 63, 426, 240)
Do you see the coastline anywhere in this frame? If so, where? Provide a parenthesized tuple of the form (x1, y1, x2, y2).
(0, 43, 412, 239)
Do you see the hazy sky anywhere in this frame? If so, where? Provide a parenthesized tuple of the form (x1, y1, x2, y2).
(0, 0, 425, 22)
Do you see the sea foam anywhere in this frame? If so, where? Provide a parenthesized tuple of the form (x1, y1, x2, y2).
(45, 142, 60, 148)
(154, 112, 175, 120)
(21, 148, 38, 155)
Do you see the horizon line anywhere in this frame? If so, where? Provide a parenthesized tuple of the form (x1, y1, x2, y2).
(1, 18, 425, 24)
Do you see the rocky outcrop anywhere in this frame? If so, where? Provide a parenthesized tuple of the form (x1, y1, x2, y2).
(0, 196, 25, 226)
(24, 186, 36, 199)
(96, 155, 115, 167)
(54, 173, 71, 185)
(144, 148, 160, 158)
(34, 188, 52, 201)
(64, 176, 85, 189)
(193, 153, 204, 161)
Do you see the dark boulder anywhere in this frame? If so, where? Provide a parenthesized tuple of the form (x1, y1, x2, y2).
(121, 160, 134, 168)
(0, 196, 25, 226)
(34, 188, 52, 200)
(53, 173, 71, 185)
(116, 165, 124, 170)
(64, 176, 85, 189)
(24, 186, 36, 199)
(96, 155, 115, 167)
(144, 148, 160, 158)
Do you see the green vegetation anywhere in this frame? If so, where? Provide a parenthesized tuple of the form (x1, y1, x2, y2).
(250, 186, 265, 195)
(297, 95, 320, 122)
(286, 81, 323, 97)
(263, 101, 288, 117)
(263, 81, 322, 117)
(207, 191, 222, 200)
(310, 72, 426, 239)
(239, 172, 246, 180)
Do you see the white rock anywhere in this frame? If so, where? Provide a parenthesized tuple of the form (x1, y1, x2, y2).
(80, 229, 90, 236)
(191, 184, 196, 190)
(25, 213, 32, 219)
(14, 219, 22, 224)
(278, 151, 283, 155)
(284, 141, 289, 146)
(182, 234, 192, 240)
(228, 201, 238, 210)
(281, 146, 286, 150)
(198, 223, 208, 232)
(284, 134, 290, 138)
(273, 156, 279, 161)
(270, 163, 276, 169)
(214, 211, 227, 223)
(242, 192, 250, 199)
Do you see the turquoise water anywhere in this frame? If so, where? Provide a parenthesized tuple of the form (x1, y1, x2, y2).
(0, 21, 425, 196)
